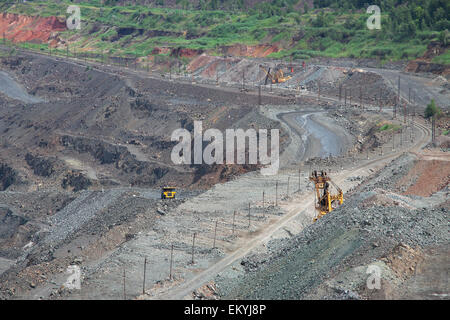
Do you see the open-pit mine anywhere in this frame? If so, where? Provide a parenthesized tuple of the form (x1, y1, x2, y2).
(0, 1, 448, 303)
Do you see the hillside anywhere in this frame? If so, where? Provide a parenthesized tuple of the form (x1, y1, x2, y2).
(0, 0, 448, 65)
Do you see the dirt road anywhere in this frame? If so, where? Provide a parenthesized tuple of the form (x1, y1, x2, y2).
(0, 45, 439, 300)
(152, 114, 431, 300)
(363, 66, 449, 108)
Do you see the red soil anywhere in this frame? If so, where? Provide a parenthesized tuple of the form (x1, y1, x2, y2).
(172, 47, 203, 58)
(151, 47, 171, 55)
(0, 13, 66, 44)
(397, 156, 450, 197)
(187, 54, 216, 72)
(405, 41, 450, 76)
(223, 44, 279, 58)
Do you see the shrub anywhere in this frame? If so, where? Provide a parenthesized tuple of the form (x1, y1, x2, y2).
(424, 99, 442, 119)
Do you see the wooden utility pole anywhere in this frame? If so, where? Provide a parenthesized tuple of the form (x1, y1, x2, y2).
(379, 88, 382, 112)
(258, 85, 261, 105)
(432, 116, 436, 144)
(400, 128, 403, 146)
(403, 102, 407, 124)
(262, 191, 265, 209)
(232, 211, 236, 235)
(318, 81, 320, 101)
(248, 203, 251, 228)
(275, 181, 278, 206)
(169, 244, 174, 280)
(360, 86, 363, 109)
(339, 84, 342, 102)
(392, 132, 395, 151)
(123, 269, 126, 300)
(142, 257, 147, 295)
(191, 233, 196, 264)
(287, 177, 290, 197)
(394, 75, 400, 119)
(213, 220, 218, 248)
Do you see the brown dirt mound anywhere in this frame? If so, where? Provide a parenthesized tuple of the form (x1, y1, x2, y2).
(397, 157, 450, 197)
(171, 47, 203, 58)
(222, 44, 279, 58)
(151, 47, 170, 55)
(405, 41, 450, 77)
(0, 13, 66, 44)
(187, 54, 218, 73)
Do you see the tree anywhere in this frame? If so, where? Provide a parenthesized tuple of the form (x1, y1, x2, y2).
(438, 30, 449, 46)
(424, 99, 442, 119)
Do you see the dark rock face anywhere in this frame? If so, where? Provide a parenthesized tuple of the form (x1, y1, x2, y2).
(25, 153, 56, 177)
(61, 171, 92, 192)
(60, 135, 122, 165)
(0, 207, 27, 239)
(0, 164, 16, 191)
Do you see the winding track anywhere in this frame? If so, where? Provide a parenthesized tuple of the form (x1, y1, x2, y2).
(155, 114, 431, 300)
(0, 45, 434, 299)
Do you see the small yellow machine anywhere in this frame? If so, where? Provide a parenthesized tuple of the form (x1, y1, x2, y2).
(309, 170, 343, 221)
(161, 187, 176, 199)
(260, 65, 292, 84)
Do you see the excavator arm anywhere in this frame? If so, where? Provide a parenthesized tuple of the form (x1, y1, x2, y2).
(309, 171, 344, 221)
(260, 66, 273, 85)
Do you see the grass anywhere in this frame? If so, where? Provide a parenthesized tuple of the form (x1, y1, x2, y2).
(432, 50, 450, 65)
(1, 1, 447, 64)
(378, 123, 402, 132)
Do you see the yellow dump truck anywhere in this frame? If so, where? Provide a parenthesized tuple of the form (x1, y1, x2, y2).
(161, 187, 176, 199)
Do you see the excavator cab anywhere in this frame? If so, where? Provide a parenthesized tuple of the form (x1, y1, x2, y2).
(309, 170, 343, 221)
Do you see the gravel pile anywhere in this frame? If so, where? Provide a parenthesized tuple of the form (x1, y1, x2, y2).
(215, 154, 448, 299)
(42, 189, 125, 248)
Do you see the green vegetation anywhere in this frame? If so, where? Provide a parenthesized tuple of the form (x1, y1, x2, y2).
(432, 50, 450, 64)
(1, 0, 448, 63)
(424, 99, 443, 119)
(378, 123, 402, 132)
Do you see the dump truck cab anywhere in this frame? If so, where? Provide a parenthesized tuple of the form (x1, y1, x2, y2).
(161, 187, 176, 199)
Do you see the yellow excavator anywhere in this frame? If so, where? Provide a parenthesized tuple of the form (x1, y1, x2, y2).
(260, 65, 292, 84)
(309, 170, 344, 221)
